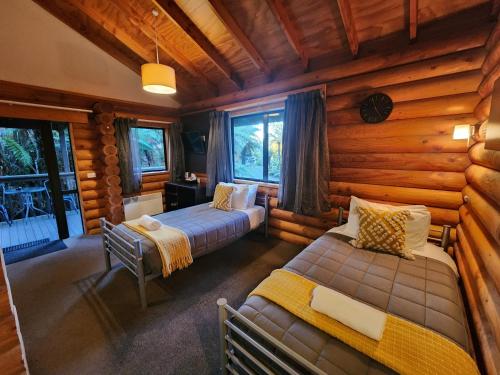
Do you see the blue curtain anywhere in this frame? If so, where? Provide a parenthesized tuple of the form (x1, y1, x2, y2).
(169, 122, 185, 182)
(206, 111, 233, 196)
(115, 117, 142, 195)
(278, 90, 331, 216)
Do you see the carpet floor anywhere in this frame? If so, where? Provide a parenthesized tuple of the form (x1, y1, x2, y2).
(7, 232, 302, 375)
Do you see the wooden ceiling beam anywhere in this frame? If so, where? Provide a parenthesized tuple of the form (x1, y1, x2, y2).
(0, 80, 179, 118)
(33, 0, 197, 103)
(336, 0, 359, 57)
(154, 0, 243, 90)
(265, 0, 308, 70)
(409, 0, 418, 41)
(208, 0, 272, 77)
(114, 1, 218, 95)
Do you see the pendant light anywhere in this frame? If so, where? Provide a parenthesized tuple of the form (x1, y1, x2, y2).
(141, 9, 176, 94)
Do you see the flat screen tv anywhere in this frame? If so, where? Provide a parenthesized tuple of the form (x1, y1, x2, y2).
(182, 131, 206, 154)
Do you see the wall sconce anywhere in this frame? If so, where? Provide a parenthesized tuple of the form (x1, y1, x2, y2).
(452, 124, 474, 140)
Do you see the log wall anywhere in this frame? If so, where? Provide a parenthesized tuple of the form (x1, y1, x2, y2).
(455, 23, 500, 375)
(262, 45, 487, 247)
(73, 111, 171, 235)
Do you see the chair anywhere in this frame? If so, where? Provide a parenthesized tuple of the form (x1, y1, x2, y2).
(43, 180, 78, 213)
(0, 183, 12, 226)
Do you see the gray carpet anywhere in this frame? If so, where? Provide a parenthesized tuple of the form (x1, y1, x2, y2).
(7, 233, 302, 375)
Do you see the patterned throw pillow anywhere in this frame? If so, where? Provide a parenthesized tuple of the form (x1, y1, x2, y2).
(212, 184, 234, 211)
(350, 206, 414, 259)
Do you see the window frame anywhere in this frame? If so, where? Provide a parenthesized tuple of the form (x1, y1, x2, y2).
(132, 125, 169, 174)
(231, 109, 284, 184)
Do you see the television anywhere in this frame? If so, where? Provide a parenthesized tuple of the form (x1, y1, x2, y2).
(182, 131, 206, 154)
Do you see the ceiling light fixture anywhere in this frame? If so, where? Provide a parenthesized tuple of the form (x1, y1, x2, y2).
(141, 9, 176, 95)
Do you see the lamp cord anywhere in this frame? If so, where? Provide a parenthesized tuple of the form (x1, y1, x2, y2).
(154, 11, 159, 64)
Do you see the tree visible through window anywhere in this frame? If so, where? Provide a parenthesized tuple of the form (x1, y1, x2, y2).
(232, 110, 284, 183)
(133, 127, 167, 172)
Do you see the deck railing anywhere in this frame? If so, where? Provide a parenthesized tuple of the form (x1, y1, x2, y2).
(0, 173, 78, 222)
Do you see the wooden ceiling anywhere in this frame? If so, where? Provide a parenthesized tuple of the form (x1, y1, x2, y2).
(33, 0, 495, 106)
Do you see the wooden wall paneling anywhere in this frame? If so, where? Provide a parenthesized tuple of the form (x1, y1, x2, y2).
(93, 103, 122, 225)
(326, 70, 483, 112)
(330, 153, 471, 172)
(329, 134, 467, 154)
(465, 164, 500, 204)
(181, 25, 490, 113)
(468, 142, 500, 170)
(460, 204, 500, 292)
(329, 114, 476, 138)
(329, 181, 463, 209)
(455, 241, 500, 375)
(462, 185, 500, 243)
(328, 92, 481, 125)
(330, 168, 466, 191)
(323, 48, 485, 96)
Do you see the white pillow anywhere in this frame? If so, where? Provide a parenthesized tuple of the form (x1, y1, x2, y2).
(220, 183, 249, 210)
(245, 184, 258, 208)
(329, 196, 431, 252)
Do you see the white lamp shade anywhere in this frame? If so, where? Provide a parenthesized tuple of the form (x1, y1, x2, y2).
(452, 124, 472, 140)
(141, 63, 176, 94)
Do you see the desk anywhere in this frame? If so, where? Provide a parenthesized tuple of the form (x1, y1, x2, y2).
(5, 187, 49, 220)
(165, 182, 207, 211)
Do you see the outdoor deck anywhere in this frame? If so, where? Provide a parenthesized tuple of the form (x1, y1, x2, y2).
(0, 211, 83, 250)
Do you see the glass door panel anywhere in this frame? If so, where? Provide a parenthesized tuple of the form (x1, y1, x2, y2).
(0, 125, 58, 250)
(51, 123, 83, 238)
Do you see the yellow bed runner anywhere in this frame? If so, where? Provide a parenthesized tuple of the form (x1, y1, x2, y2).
(250, 269, 479, 375)
(123, 219, 192, 278)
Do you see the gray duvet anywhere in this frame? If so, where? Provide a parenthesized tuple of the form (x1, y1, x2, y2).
(116, 203, 251, 274)
(238, 233, 472, 374)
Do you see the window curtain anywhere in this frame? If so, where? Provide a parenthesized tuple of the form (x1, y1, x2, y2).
(114, 117, 142, 195)
(206, 111, 233, 196)
(278, 90, 331, 216)
(168, 122, 185, 182)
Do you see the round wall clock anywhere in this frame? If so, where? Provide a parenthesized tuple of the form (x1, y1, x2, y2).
(359, 93, 393, 123)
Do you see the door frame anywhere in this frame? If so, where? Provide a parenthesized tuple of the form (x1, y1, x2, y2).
(0, 118, 70, 239)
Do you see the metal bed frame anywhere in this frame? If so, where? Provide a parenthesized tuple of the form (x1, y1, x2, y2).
(217, 207, 452, 374)
(99, 194, 270, 309)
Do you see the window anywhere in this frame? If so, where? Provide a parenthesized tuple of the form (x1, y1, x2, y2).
(232, 110, 284, 183)
(133, 127, 168, 172)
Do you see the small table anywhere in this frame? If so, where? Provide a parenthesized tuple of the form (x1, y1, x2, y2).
(5, 187, 50, 220)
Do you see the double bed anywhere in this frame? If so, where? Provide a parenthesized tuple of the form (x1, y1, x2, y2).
(217, 225, 471, 375)
(99, 194, 269, 309)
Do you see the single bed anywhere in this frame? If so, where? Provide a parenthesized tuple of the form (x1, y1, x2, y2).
(216, 223, 469, 375)
(99, 194, 269, 309)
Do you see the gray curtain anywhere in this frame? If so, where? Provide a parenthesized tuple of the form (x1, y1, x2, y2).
(115, 117, 142, 195)
(206, 111, 233, 196)
(169, 122, 185, 182)
(278, 90, 331, 216)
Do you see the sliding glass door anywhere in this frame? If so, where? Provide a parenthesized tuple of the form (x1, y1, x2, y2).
(0, 118, 83, 253)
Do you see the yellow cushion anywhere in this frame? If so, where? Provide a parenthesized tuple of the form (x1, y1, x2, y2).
(212, 184, 234, 211)
(350, 206, 413, 259)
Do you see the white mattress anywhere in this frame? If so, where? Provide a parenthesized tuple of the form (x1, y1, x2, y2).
(413, 242, 459, 277)
(236, 205, 266, 230)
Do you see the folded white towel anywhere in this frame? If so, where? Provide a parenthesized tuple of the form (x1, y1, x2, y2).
(311, 285, 387, 341)
(138, 214, 162, 231)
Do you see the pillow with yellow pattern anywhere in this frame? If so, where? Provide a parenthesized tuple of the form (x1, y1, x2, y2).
(350, 206, 414, 260)
(212, 183, 234, 211)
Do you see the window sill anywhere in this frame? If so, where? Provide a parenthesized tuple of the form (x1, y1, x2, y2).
(142, 170, 169, 176)
(233, 179, 279, 189)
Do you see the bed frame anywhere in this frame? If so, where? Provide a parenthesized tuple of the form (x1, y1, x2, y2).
(217, 208, 452, 374)
(99, 194, 270, 309)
